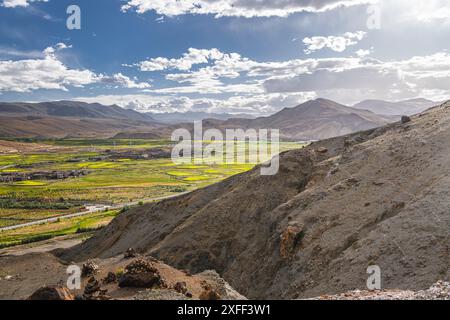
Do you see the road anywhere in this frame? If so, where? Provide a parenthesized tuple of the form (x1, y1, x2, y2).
(0, 191, 190, 232)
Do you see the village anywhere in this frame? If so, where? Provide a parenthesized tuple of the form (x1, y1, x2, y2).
(0, 169, 89, 183)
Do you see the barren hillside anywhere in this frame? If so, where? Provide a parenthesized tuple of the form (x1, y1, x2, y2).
(63, 102, 450, 299)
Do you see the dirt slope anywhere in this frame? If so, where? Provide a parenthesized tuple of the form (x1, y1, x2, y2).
(63, 102, 450, 299)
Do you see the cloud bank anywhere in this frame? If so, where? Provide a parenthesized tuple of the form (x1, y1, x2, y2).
(121, 0, 376, 18)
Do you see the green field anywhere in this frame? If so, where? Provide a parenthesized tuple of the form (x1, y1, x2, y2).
(0, 138, 304, 248)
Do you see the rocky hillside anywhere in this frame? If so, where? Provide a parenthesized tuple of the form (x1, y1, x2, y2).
(63, 101, 450, 299)
(0, 251, 245, 300)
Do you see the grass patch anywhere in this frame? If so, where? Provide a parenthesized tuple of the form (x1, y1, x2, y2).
(13, 181, 47, 186)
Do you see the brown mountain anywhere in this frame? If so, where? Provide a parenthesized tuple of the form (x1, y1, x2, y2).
(63, 101, 450, 299)
(0, 101, 161, 138)
(166, 98, 397, 141)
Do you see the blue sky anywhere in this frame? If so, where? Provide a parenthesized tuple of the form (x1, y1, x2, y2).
(1, 0, 450, 115)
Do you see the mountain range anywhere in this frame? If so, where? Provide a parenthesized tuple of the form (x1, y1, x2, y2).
(0, 98, 438, 140)
(0, 101, 160, 138)
(184, 98, 396, 141)
(353, 98, 437, 116)
(147, 111, 256, 124)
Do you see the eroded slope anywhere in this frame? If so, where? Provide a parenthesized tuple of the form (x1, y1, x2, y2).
(63, 102, 450, 299)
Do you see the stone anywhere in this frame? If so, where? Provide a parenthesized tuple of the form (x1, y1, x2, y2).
(84, 277, 100, 295)
(199, 284, 221, 300)
(118, 258, 163, 288)
(82, 261, 99, 277)
(124, 248, 137, 259)
(28, 286, 75, 300)
(103, 272, 117, 284)
(174, 281, 188, 295)
(316, 147, 328, 154)
(83, 277, 111, 300)
(401, 116, 411, 124)
(280, 224, 304, 259)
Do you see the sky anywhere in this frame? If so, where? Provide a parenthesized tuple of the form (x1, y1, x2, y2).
(1, 0, 450, 115)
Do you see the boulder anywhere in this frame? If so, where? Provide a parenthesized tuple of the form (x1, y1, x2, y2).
(103, 272, 117, 284)
(199, 284, 221, 300)
(401, 115, 412, 124)
(280, 224, 304, 259)
(83, 277, 111, 300)
(124, 248, 137, 259)
(173, 281, 188, 295)
(315, 147, 328, 154)
(82, 261, 99, 277)
(118, 258, 163, 288)
(28, 286, 75, 300)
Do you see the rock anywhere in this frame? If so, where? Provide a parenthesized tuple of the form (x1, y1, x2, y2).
(82, 261, 99, 277)
(197, 270, 247, 300)
(83, 277, 111, 300)
(401, 116, 411, 124)
(103, 272, 117, 284)
(173, 281, 188, 295)
(124, 248, 137, 259)
(280, 224, 304, 259)
(28, 286, 75, 300)
(316, 147, 328, 154)
(84, 277, 100, 295)
(199, 284, 221, 300)
(345, 177, 360, 186)
(329, 167, 339, 175)
(118, 258, 163, 288)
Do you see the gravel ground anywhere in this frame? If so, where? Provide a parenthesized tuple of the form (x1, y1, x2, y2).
(310, 281, 450, 300)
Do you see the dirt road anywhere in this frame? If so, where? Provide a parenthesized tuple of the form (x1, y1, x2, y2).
(0, 191, 190, 232)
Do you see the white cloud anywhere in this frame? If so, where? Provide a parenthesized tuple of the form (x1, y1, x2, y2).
(0, 44, 151, 92)
(0, 47, 44, 59)
(387, 0, 450, 23)
(355, 49, 372, 57)
(74, 92, 316, 115)
(137, 48, 224, 71)
(303, 31, 366, 54)
(1, 0, 48, 8)
(100, 73, 152, 89)
(262, 52, 450, 103)
(0, 44, 98, 92)
(121, 0, 376, 18)
(127, 48, 450, 108)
